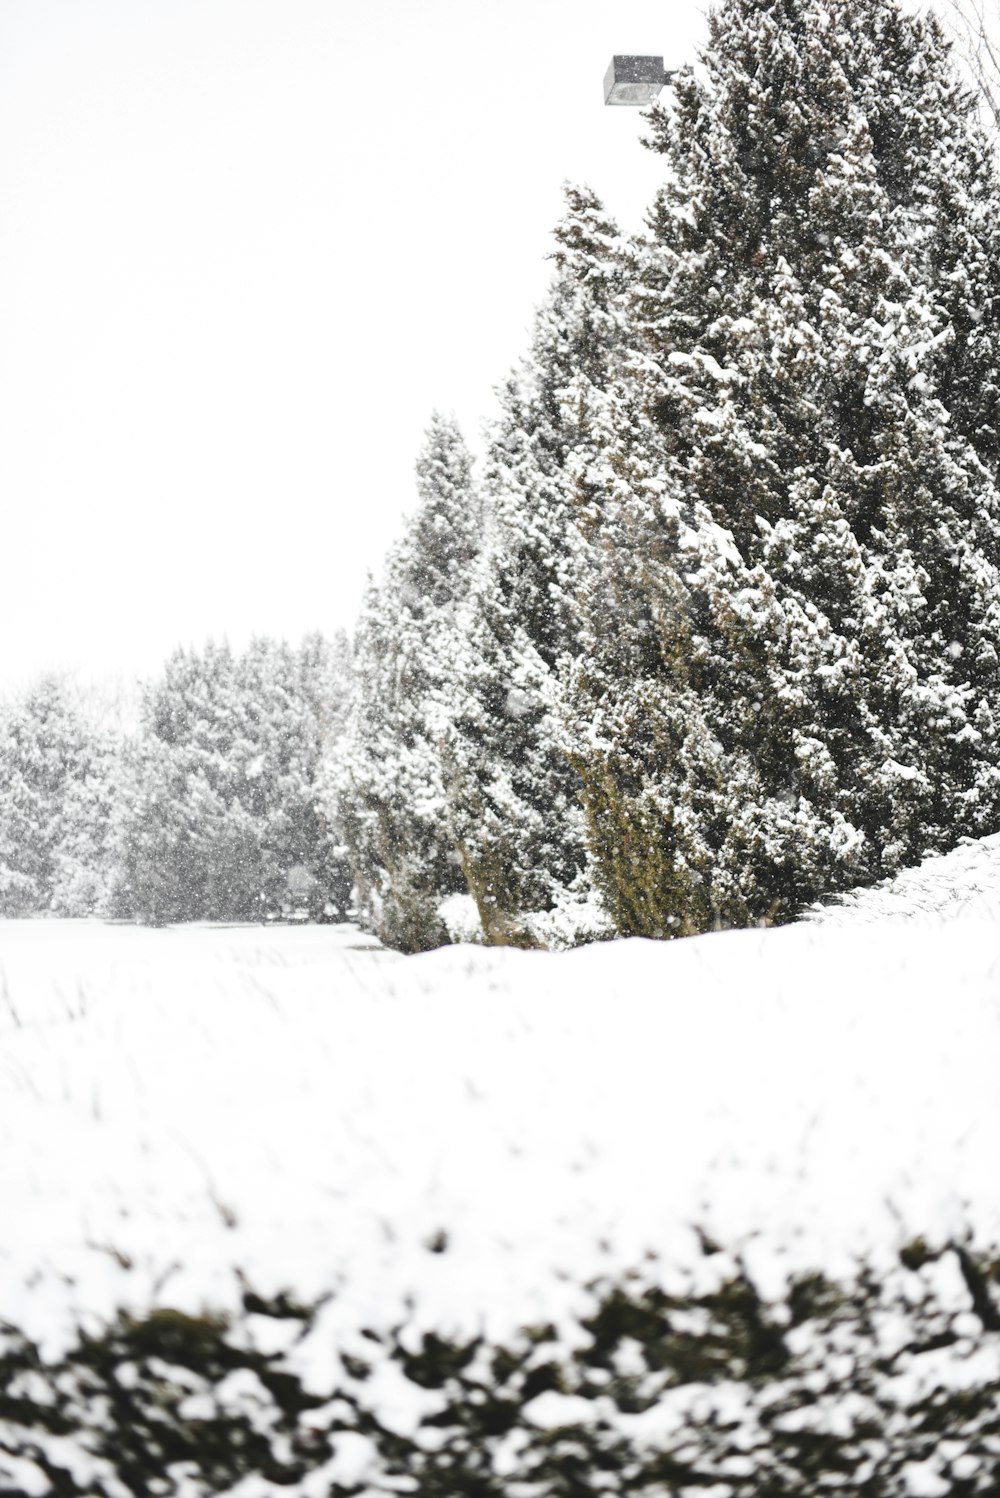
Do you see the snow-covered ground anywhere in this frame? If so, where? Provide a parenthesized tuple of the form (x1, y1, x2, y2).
(808, 830, 1000, 925)
(2, 838, 1000, 1389)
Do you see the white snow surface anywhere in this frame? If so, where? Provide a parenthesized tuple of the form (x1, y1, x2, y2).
(0, 870, 999, 1379)
(808, 830, 1000, 924)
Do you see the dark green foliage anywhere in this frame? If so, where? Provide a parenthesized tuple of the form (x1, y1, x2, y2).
(0, 1302, 326, 1496)
(5, 1240, 1000, 1495)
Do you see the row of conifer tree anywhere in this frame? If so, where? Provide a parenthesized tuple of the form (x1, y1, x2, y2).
(336, 0, 1000, 950)
(5, 0, 1000, 948)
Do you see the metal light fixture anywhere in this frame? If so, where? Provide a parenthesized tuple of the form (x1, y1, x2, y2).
(603, 55, 673, 106)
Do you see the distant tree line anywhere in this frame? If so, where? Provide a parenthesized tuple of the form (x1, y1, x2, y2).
(0, 635, 352, 925)
(6, 0, 1000, 947)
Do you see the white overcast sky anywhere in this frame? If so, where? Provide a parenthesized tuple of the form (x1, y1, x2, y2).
(0, 0, 707, 691)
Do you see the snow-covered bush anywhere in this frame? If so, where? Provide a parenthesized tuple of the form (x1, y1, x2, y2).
(4, 1239, 1000, 1496)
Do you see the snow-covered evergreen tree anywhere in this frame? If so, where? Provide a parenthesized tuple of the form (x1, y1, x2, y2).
(568, 0, 1000, 935)
(435, 187, 626, 947)
(333, 414, 481, 951)
(301, 629, 355, 921)
(0, 677, 118, 916)
(117, 635, 351, 924)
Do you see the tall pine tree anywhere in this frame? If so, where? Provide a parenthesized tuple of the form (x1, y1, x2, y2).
(436, 187, 626, 947)
(334, 413, 481, 951)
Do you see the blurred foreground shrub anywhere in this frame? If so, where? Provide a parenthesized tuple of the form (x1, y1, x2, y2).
(2, 1235, 1000, 1496)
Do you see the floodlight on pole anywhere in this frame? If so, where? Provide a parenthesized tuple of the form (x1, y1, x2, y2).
(603, 55, 675, 106)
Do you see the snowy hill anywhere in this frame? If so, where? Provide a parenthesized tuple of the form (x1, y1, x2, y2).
(808, 831, 1000, 926)
(1, 847, 999, 1494)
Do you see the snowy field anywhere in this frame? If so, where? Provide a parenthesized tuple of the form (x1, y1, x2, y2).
(2, 834, 1000, 1390)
